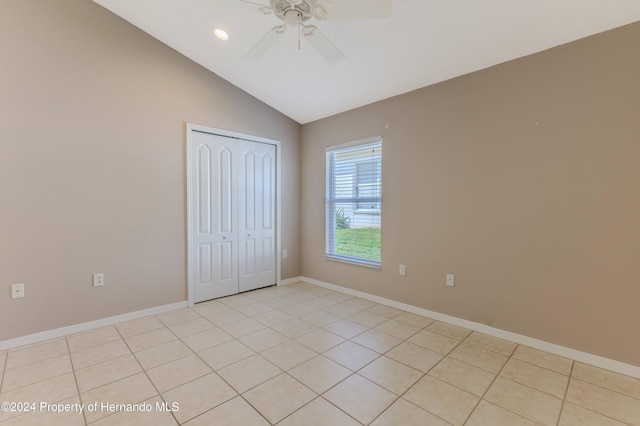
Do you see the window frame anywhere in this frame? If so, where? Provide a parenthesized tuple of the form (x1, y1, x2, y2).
(325, 137, 382, 268)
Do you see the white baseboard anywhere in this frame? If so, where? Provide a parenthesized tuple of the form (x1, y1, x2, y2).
(278, 276, 303, 286)
(0, 301, 188, 352)
(300, 276, 640, 379)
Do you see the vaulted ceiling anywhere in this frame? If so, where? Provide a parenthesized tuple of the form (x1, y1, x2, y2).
(94, 0, 640, 124)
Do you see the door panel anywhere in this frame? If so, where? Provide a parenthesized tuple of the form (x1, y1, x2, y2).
(239, 142, 276, 292)
(198, 145, 211, 234)
(192, 132, 238, 302)
(262, 237, 273, 273)
(260, 151, 276, 283)
(243, 238, 256, 275)
(262, 153, 273, 229)
(198, 244, 212, 284)
(219, 240, 234, 281)
(243, 151, 256, 231)
(218, 147, 233, 234)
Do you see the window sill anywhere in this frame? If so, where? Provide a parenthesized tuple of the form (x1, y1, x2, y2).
(325, 256, 381, 269)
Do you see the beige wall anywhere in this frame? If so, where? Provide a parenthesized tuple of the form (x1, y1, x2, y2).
(301, 22, 640, 366)
(0, 0, 301, 341)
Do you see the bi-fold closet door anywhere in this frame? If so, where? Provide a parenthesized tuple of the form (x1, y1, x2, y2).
(190, 130, 276, 303)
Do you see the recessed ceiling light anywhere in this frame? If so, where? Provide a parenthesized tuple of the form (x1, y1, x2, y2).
(214, 29, 229, 41)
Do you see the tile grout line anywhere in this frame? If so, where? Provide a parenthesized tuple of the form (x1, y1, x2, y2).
(283, 346, 388, 426)
(375, 330, 468, 426)
(1, 346, 80, 423)
(374, 327, 563, 425)
(347, 319, 466, 425)
(148, 313, 223, 425)
(242, 292, 389, 425)
(226, 292, 329, 425)
(0, 349, 7, 395)
(503, 355, 575, 399)
(276, 394, 364, 426)
(318, 308, 464, 424)
(374, 325, 486, 423)
(1, 338, 67, 370)
(236, 394, 273, 426)
(113, 321, 182, 425)
(556, 360, 575, 426)
(564, 376, 638, 425)
(163, 306, 267, 424)
(225, 294, 288, 426)
(456, 338, 584, 424)
(570, 373, 640, 402)
(366, 374, 424, 425)
(273, 368, 347, 424)
(459, 339, 522, 426)
(0, 355, 73, 396)
(121, 311, 216, 424)
(64, 336, 88, 426)
(431, 332, 578, 406)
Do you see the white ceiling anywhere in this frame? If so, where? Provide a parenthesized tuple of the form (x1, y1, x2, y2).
(93, 0, 640, 124)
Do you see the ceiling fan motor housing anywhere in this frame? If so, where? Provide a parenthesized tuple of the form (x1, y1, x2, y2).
(270, 0, 316, 22)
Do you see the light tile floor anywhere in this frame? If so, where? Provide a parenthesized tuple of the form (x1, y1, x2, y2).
(1, 282, 639, 425)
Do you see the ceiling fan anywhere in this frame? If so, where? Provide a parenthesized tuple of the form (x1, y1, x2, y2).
(235, 0, 392, 65)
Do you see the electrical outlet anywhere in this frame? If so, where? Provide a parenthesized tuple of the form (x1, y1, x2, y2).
(399, 264, 406, 276)
(446, 273, 455, 287)
(93, 273, 104, 287)
(283, 249, 288, 259)
(11, 283, 25, 299)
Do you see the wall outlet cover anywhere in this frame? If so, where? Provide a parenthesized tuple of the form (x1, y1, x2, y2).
(11, 283, 25, 299)
(93, 273, 104, 287)
(446, 273, 455, 287)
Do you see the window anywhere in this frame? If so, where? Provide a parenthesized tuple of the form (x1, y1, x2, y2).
(326, 138, 382, 267)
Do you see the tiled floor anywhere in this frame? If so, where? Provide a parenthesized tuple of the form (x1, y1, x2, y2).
(1, 282, 639, 425)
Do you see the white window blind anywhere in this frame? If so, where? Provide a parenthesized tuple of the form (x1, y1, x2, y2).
(326, 138, 382, 267)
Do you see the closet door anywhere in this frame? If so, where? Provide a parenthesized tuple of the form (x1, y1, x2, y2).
(191, 131, 239, 302)
(190, 130, 277, 303)
(238, 141, 276, 292)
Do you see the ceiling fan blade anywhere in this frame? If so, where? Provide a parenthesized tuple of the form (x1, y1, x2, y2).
(234, 0, 269, 7)
(245, 25, 286, 59)
(302, 25, 346, 65)
(317, 0, 391, 20)
(234, 0, 272, 14)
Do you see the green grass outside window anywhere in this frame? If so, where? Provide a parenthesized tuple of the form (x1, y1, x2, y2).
(335, 227, 381, 261)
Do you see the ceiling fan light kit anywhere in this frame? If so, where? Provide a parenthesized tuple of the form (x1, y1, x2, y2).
(241, 0, 392, 65)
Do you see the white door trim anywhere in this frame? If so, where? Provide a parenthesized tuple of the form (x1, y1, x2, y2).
(186, 123, 282, 306)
